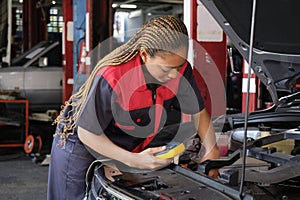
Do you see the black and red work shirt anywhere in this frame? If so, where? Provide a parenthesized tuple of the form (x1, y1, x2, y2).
(76, 55, 205, 152)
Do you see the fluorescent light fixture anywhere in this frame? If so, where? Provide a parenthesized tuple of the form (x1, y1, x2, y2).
(112, 3, 118, 8)
(120, 4, 137, 9)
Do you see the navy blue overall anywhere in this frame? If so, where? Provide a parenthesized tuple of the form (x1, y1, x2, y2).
(47, 55, 204, 200)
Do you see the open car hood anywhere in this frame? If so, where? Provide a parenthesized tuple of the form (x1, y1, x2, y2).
(199, 0, 300, 105)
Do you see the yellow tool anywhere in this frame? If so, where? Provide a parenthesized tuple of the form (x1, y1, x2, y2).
(155, 142, 185, 159)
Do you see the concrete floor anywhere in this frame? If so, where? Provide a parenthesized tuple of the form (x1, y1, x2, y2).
(0, 119, 54, 200)
(0, 148, 49, 200)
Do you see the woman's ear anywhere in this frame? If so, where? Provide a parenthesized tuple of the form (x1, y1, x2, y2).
(139, 49, 148, 64)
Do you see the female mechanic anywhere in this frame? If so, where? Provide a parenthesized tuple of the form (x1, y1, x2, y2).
(47, 15, 220, 200)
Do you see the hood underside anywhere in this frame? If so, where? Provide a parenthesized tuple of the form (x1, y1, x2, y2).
(199, 0, 300, 105)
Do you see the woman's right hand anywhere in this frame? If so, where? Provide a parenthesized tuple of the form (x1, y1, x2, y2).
(78, 127, 173, 170)
(127, 146, 173, 170)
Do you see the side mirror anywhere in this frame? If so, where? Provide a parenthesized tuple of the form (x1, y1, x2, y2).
(38, 57, 48, 67)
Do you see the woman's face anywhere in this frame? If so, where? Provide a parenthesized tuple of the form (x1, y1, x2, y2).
(140, 47, 188, 83)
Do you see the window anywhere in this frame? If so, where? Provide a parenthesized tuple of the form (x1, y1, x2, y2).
(15, 8, 22, 33)
(47, 7, 63, 33)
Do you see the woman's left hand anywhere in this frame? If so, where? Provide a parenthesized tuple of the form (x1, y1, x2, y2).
(208, 168, 219, 179)
(192, 109, 221, 179)
(201, 145, 220, 179)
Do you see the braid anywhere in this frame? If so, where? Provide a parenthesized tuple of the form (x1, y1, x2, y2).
(53, 15, 189, 139)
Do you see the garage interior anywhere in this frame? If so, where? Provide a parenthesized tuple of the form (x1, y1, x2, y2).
(0, 0, 300, 199)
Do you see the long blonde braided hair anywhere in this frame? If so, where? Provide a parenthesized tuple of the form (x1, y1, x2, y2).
(53, 15, 189, 139)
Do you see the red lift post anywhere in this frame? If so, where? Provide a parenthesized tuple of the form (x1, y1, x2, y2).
(188, 0, 227, 117)
(241, 59, 259, 112)
(22, 0, 48, 51)
(62, 0, 113, 102)
(62, 0, 74, 102)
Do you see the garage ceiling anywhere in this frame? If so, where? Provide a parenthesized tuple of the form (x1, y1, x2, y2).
(113, 0, 183, 11)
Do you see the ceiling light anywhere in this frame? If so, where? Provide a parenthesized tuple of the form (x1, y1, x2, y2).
(112, 3, 118, 8)
(120, 4, 137, 9)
